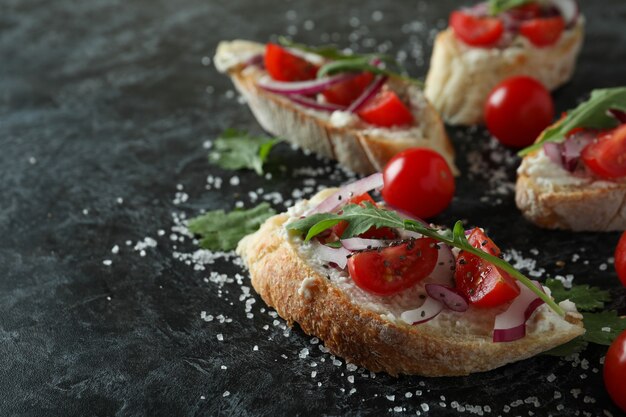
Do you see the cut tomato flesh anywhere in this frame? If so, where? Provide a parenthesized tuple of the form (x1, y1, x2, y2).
(348, 238, 439, 296)
(519, 16, 565, 47)
(322, 72, 374, 106)
(449, 11, 504, 47)
(581, 124, 626, 179)
(357, 91, 414, 127)
(264, 43, 318, 82)
(454, 229, 520, 308)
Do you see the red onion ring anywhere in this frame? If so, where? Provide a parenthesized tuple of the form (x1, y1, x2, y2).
(400, 296, 444, 325)
(562, 132, 594, 171)
(306, 173, 384, 215)
(492, 281, 545, 343)
(256, 73, 357, 96)
(428, 245, 456, 285)
(286, 95, 347, 112)
(425, 284, 469, 312)
(347, 75, 387, 113)
(341, 238, 388, 251)
(244, 53, 264, 68)
(543, 142, 564, 168)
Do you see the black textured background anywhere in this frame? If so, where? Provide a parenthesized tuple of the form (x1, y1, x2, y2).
(2, 0, 626, 416)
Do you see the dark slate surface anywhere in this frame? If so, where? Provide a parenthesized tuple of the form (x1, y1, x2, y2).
(1, 0, 625, 416)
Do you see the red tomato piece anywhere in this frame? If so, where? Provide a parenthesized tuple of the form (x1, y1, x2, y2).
(382, 148, 455, 219)
(509, 3, 543, 19)
(454, 229, 521, 308)
(449, 11, 504, 47)
(347, 238, 439, 296)
(264, 43, 318, 82)
(322, 72, 374, 106)
(581, 124, 626, 179)
(484, 76, 555, 148)
(329, 193, 397, 240)
(604, 330, 626, 412)
(357, 91, 414, 127)
(614, 232, 626, 287)
(519, 16, 565, 47)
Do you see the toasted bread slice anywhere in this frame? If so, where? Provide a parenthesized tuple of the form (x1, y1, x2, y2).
(516, 150, 626, 231)
(424, 20, 584, 125)
(237, 189, 584, 376)
(214, 40, 458, 175)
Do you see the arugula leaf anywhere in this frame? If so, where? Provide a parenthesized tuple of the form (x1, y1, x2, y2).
(581, 311, 626, 346)
(341, 203, 407, 238)
(317, 57, 422, 86)
(519, 87, 626, 156)
(209, 129, 281, 175)
(187, 203, 276, 251)
(488, 0, 533, 15)
(545, 278, 611, 311)
(543, 337, 588, 357)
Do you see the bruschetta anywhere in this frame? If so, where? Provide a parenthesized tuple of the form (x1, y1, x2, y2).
(425, 0, 584, 125)
(516, 87, 626, 231)
(237, 174, 584, 376)
(214, 39, 457, 175)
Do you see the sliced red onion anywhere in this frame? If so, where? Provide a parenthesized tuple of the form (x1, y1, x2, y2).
(287, 94, 347, 112)
(425, 284, 469, 312)
(347, 75, 387, 113)
(311, 242, 351, 270)
(543, 142, 564, 168)
(400, 296, 444, 325)
(428, 244, 456, 285)
(256, 73, 357, 96)
(608, 108, 626, 124)
(306, 173, 384, 215)
(244, 53, 264, 68)
(562, 132, 594, 171)
(341, 237, 388, 251)
(492, 281, 545, 343)
(548, 0, 579, 27)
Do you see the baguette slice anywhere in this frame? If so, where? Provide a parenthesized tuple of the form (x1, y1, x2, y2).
(237, 189, 584, 376)
(425, 19, 584, 125)
(516, 149, 626, 231)
(214, 40, 458, 175)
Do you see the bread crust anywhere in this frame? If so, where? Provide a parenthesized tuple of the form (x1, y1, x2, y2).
(425, 21, 585, 125)
(237, 211, 584, 377)
(516, 166, 626, 231)
(215, 40, 457, 175)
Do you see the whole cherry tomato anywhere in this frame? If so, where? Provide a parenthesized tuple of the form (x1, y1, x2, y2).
(614, 231, 626, 287)
(604, 330, 626, 412)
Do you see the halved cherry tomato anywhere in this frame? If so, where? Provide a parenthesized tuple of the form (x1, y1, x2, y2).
(322, 72, 374, 106)
(329, 193, 396, 240)
(485, 76, 554, 148)
(581, 124, 626, 179)
(357, 91, 414, 127)
(264, 43, 318, 82)
(382, 148, 455, 219)
(614, 232, 626, 288)
(604, 330, 626, 412)
(348, 238, 439, 296)
(455, 229, 521, 308)
(519, 16, 565, 47)
(449, 11, 504, 47)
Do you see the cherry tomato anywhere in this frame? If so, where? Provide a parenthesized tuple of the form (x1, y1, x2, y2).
(449, 11, 504, 47)
(322, 72, 374, 106)
(329, 193, 397, 240)
(581, 124, 626, 179)
(264, 43, 318, 82)
(382, 148, 455, 219)
(455, 229, 521, 308)
(348, 238, 439, 296)
(484, 76, 554, 147)
(604, 330, 626, 412)
(615, 232, 626, 287)
(519, 16, 565, 47)
(357, 91, 414, 127)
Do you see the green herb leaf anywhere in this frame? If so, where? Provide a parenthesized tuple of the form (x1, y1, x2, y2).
(519, 87, 626, 156)
(545, 278, 611, 311)
(187, 203, 276, 251)
(305, 218, 343, 241)
(488, 0, 533, 15)
(317, 57, 422, 86)
(209, 129, 281, 175)
(543, 337, 589, 357)
(341, 203, 405, 238)
(581, 311, 626, 346)
(287, 213, 341, 237)
(278, 36, 352, 61)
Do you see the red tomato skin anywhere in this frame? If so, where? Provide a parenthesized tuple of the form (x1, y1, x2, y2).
(347, 238, 439, 296)
(357, 91, 414, 127)
(455, 229, 521, 308)
(484, 76, 555, 148)
(449, 11, 504, 47)
(382, 148, 455, 219)
(327, 193, 396, 240)
(519, 16, 565, 47)
(581, 124, 626, 179)
(615, 232, 626, 287)
(604, 330, 626, 412)
(322, 72, 374, 106)
(264, 43, 318, 82)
